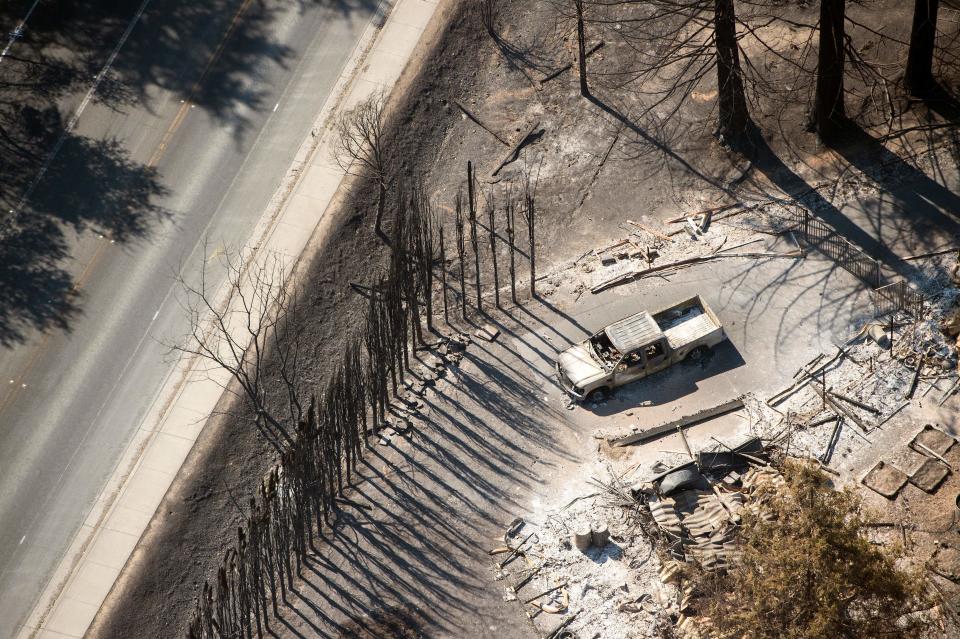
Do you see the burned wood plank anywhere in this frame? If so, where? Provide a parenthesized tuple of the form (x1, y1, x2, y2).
(766, 348, 845, 407)
(592, 251, 803, 294)
(828, 390, 880, 415)
(626, 218, 673, 242)
(809, 378, 872, 434)
(540, 42, 605, 83)
(491, 121, 543, 177)
(610, 397, 745, 447)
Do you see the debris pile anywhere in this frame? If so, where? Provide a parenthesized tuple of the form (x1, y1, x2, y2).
(628, 436, 788, 636)
(747, 292, 960, 468)
(573, 204, 801, 296)
(492, 487, 674, 639)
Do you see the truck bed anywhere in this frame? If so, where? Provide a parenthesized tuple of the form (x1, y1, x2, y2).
(663, 311, 718, 349)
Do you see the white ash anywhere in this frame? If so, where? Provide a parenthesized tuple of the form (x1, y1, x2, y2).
(502, 493, 673, 639)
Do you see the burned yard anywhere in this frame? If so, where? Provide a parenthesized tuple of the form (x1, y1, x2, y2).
(84, 0, 960, 638)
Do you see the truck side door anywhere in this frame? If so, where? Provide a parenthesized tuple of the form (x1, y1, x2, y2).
(613, 349, 648, 386)
(644, 338, 671, 375)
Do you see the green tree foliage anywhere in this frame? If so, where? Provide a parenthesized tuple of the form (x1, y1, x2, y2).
(701, 461, 926, 639)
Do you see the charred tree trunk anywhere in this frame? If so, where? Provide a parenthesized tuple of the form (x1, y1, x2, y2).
(574, 0, 590, 98)
(506, 197, 517, 305)
(523, 185, 536, 297)
(713, 0, 749, 143)
(906, 0, 940, 98)
(376, 181, 387, 243)
(812, 0, 846, 141)
(467, 162, 482, 313)
(439, 226, 450, 325)
(487, 194, 500, 308)
(455, 194, 468, 320)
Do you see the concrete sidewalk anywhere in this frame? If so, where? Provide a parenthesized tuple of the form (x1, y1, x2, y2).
(18, 0, 441, 636)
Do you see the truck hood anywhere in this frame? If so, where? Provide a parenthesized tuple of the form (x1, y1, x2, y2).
(558, 344, 607, 387)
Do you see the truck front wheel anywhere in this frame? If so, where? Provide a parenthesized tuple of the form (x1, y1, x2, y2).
(585, 387, 609, 403)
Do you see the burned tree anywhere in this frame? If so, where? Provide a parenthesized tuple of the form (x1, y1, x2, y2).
(438, 226, 450, 324)
(906, 0, 941, 98)
(713, 0, 749, 141)
(522, 179, 537, 297)
(580, 0, 753, 146)
(172, 246, 302, 448)
(455, 192, 468, 319)
(333, 91, 391, 240)
(486, 191, 500, 308)
(811, 0, 847, 140)
(506, 192, 518, 305)
(467, 162, 482, 312)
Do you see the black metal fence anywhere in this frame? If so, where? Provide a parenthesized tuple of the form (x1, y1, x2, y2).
(793, 208, 883, 289)
(790, 207, 923, 318)
(873, 280, 925, 318)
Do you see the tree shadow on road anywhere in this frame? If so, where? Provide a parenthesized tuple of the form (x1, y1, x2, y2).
(0, 0, 374, 345)
(0, 106, 168, 347)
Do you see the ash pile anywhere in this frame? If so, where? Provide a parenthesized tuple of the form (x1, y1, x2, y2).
(492, 485, 674, 639)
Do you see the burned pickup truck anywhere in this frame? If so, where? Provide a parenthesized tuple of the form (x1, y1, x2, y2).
(556, 295, 728, 401)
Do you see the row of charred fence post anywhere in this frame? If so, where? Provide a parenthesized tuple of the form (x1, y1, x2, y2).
(186, 166, 537, 638)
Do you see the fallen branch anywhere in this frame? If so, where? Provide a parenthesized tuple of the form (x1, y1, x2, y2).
(667, 205, 757, 237)
(454, 100, 509, 146)
(668, 202, 740, 224)
(903, 247, 957, 262)
(715, 238, 764, 253)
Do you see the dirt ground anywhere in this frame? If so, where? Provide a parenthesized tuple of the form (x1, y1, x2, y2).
(90, 0, 960, 637)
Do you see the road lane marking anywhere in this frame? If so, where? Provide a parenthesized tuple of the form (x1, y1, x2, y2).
(18, 536, 25, 545)
(146, 0, 257, 168)
(0, 0, 43, 63)
(152, 309, 160, 321)
(273, 102, 279, 112)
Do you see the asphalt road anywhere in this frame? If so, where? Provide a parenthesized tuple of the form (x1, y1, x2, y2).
(0, 0, 383, 635)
